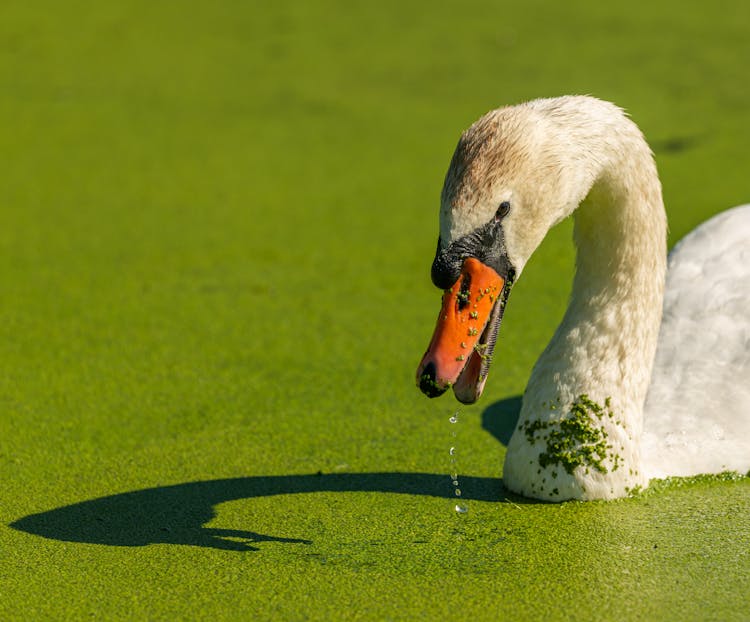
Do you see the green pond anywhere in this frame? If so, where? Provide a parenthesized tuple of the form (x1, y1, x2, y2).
(1, 1, 748, 620)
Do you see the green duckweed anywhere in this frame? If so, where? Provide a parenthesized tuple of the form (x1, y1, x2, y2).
(521, 394, 620, 476)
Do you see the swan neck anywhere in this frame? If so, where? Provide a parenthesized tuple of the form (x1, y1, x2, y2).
(505, 121, 667, 500)
(549, 142, 667, 410)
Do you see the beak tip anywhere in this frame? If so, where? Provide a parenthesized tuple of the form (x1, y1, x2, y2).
(417, 361, 449, 398)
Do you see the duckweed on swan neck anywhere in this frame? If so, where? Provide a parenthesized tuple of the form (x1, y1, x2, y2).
(520, 394, 622, 476)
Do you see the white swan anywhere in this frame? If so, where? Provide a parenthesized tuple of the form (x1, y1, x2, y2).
(416, 96, 750, 501)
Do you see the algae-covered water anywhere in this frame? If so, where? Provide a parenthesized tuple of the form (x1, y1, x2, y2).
(1, 1, 749, 620)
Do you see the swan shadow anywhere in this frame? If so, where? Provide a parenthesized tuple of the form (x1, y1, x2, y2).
(11, 395, 525, 551)
(481, 394, 522, 447)
(10, 471, 526, 551)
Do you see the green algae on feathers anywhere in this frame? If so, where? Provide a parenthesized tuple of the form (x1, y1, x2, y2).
(521, 394, 622, 475)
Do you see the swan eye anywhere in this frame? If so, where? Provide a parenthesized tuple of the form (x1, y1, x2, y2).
(495, 201, 511, 220)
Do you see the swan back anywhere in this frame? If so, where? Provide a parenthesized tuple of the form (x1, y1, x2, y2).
(642, 205, 750, 478)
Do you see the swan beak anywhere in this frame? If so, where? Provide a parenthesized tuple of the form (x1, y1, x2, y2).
(416, 258, 505, 403)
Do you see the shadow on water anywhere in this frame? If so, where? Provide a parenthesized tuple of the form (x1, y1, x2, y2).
(11, 395, 525, 551)
(481, 394, 522, 446)
(10, 473, 517, 551)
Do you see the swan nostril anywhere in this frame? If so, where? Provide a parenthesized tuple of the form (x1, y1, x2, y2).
(418, 361, 447, 398)
(457, 272, 471, 311)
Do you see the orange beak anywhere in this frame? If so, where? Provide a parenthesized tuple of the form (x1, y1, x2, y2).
(416, 258, 505, 403)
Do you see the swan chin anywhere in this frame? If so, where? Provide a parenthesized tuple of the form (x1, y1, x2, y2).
(416, 258, 506, 404)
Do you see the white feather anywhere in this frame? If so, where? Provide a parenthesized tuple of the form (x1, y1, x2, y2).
(642, 205, 750, 478)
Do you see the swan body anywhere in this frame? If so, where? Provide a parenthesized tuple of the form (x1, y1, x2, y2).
(642, 205, 750, 479)
(417, 96, 750, 500)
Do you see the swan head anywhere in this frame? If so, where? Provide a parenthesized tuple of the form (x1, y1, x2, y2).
(416, 100, 603, 403)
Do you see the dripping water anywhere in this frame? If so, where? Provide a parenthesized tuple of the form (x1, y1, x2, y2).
(449, 409, 468, 514)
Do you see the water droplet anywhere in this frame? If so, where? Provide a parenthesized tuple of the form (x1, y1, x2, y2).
(448, 408, 465, 515)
